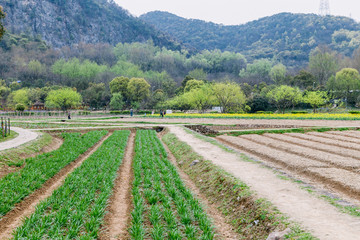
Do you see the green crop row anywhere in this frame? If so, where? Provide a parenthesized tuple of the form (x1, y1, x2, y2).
(130, 130, 215, 239)
(13, 130, 130, 239)
(0, 130, 107, 218)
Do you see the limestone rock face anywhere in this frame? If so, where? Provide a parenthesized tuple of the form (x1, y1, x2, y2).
(0, 0, 177, 48)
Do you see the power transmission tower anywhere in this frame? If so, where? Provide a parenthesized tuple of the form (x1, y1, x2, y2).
(319, 0, 330, 16)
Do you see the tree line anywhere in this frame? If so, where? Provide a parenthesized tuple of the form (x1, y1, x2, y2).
(1, 28, 360, 112)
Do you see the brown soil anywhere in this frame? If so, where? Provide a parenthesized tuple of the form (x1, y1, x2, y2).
(240, 134, 360, 170)
(265, 133, 360, 162)
(100, 131, 135, 240)
(308, 131, 360, 144)
(169, 126, 360, 240)
(287, 132, 360, 151)
(0, 134, 64, 179)
(0, 132, 111, 240)
(218, 133, 360, 202)
(160, 136, 239, 240)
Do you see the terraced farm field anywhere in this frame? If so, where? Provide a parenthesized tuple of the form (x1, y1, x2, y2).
(2, 117, 360, 239)
(217, 130, 360, 202)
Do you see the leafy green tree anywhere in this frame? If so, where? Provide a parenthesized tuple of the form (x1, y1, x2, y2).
(270, 64, 287, 85)
(212, 82, 246, 113)
(184, 79, 204, 92)
(0, 6, 5, 40)
(184, 84, 214, 112)
(309, 46, 338, 86)
(8, 89, 30, 109)
(109, 76, 130, 95)
(0, 81, 10, 108)
(188, 69, 207, 80)
(82, 83, 107, 109)
(239, 59, 272, 83)
(127, 78, 150, 103)
(266, 85, 302, 113)
(291, 70, 316, 89)
(327, 68, 360, 104)
(109, 93, 124, 110)
(45, 88, 82, 111)
(303, 91, 329, 113)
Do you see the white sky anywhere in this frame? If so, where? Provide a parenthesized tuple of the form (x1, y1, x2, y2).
(114, 0, 360, 25)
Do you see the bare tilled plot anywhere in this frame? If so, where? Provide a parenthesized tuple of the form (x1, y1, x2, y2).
(308, 131, 360, 144)
(266, 133, 360, 161)
(217, 135, 327, 170)
(240, 134, 360, 170)
(328, 130, 360, 139)
(287, 132, 360, 150)
(307, 167, 360, 199)
(218, 132, 360, 202)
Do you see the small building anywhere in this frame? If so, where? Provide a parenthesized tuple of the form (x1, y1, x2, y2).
(31, 101, 46, 110)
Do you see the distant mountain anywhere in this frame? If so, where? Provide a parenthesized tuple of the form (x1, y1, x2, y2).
(0, 0, 179, 49)
(141, 11, 360, 66)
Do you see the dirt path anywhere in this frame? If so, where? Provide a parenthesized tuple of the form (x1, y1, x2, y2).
(168, 126, 360, 240)
(100, 132, 135, 240)
(0, 132, 112, 240)
(0, 127, 39, 151)
(161, 136, 239, 239)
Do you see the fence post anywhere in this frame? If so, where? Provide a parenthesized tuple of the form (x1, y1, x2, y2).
(8, 118, 10, 135)
(4, 119, 7, 137)
(1, 117, 3, 138)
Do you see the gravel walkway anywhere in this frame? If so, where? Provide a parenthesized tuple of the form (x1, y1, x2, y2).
(0, 127, 39, 151)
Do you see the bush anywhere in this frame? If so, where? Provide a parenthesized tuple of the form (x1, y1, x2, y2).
(349, 110, 360, 114)
(15, 104, 25, 112)
(291, 110, 308, 114)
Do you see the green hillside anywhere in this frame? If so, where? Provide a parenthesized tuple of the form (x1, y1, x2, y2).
(141, 11, 360, 67)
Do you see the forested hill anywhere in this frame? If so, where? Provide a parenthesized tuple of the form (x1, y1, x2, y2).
(141, 11, 360, 66)
(0, 0, 179, 49)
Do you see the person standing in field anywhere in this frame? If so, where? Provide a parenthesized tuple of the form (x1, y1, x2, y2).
(130, 108, 133, 117)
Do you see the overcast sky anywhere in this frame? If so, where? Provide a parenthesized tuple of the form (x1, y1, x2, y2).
(114, 0, 360, 25)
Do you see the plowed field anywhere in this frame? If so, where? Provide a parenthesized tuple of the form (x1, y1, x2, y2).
(217, 131, 360, 202)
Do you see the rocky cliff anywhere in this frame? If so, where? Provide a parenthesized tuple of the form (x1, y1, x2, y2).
(0, 0, 179, 49)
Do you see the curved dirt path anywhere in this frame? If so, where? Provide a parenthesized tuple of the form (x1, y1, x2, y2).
(168, 126, 360, 240)
(0, 127, 39, 151)
(0, 132, 112, 240)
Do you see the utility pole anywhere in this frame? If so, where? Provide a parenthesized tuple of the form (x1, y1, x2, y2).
(319, 0, 330, 16)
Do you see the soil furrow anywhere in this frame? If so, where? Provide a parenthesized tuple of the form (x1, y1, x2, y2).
(218, 135, 360, 203)
(0, 132, 112, 240)
(264, 133, 360, 162)
(160, 135, 240, 240)
(286, 133, 360, 151)
(100, 131, 135, 240)
(324, 131, 360, 140)
(307, 132, 360, 145)
(240, 134, 360, 171)
(217, 135, 326, 171)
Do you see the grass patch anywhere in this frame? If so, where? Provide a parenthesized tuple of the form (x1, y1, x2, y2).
(0, 130, 18, 143)
(0, 133, 53, 167)
(162, 133, 315, 239)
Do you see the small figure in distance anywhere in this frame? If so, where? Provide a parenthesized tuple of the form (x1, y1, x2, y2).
(160, 109, 164, 118)
(68, 112, 71, 120)
(130, 108, 133, 117)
